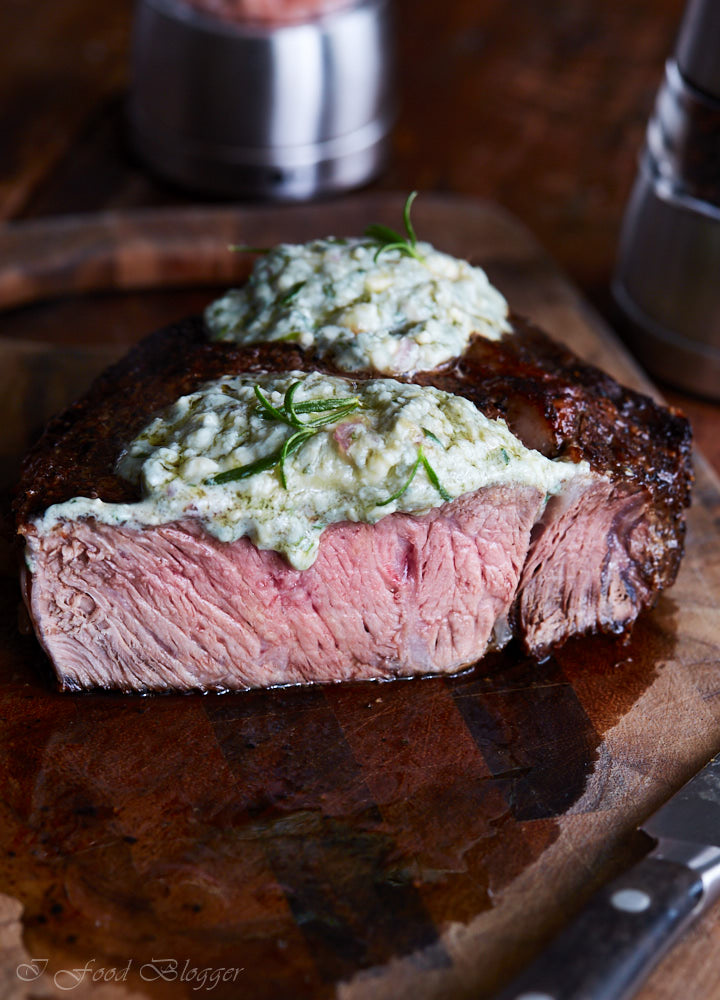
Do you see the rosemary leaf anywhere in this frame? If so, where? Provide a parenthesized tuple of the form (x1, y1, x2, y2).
(364, 223, 405, 245)
(373, 242, 423, 264)
(228, 244, 271, 254)
(282, 381, 304, 426)
(422, 428, 445, 448)
(294, 396, 360, 414)
(208, 449, 282, 485)
(403, 190, 419, 245)
(279, 429, 314, 489)
(376, 454, 421, 507)
(372, 241, 424, 264)
(303, 402, 360, 428)
(420, 449, 452, 501)
(256, 394, 360, 422)
(254, 385, 292, 424)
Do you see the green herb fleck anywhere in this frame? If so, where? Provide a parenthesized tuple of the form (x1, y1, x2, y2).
(279, 281, 306, 305)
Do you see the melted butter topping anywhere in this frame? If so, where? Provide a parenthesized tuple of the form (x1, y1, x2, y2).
(205, 238, 510, 375)
(36, 372, 588, 570)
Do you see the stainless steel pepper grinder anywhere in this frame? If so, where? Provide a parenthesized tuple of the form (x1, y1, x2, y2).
(129, 0, 396, 201)
(613, 0, 720, 399)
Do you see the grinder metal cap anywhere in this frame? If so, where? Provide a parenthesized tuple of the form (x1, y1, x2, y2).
(128, 0, 396, 200)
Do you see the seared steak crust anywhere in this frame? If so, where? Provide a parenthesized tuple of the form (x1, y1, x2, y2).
(15, 315, 692, 672)
(16, 315, 691, 526)
(421, 320, 692, 604)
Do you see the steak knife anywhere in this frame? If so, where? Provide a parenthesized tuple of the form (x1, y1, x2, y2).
(494, 753, 720, 1000)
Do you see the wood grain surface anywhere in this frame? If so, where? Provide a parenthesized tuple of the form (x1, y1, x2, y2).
(1, 194, 720, 1000)
(0, 0, 685, 296)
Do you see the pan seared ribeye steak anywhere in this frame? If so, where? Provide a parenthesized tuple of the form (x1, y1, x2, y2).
(15, 312, 691, 692)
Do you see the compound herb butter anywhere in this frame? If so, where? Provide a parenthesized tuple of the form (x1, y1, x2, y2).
(37, 373, 588, 571)
(205, 238, 510, 375)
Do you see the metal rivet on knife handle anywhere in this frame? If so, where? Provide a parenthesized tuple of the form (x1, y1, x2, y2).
(610, 889, 652, 913)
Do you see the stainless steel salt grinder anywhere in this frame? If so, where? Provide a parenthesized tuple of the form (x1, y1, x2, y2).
(613, 0, 720, 398)
(128, 0, 395, 201)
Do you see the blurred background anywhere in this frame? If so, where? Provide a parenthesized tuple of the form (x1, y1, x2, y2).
(2, 0, 717, 462)
(1, 0, 683, 291)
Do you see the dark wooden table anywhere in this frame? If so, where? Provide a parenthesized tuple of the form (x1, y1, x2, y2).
(2, 0, 718, 471)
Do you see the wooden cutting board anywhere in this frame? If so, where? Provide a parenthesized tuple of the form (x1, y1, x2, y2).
(1, 194, 720, 1000)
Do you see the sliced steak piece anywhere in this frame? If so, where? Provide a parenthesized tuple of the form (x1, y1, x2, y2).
(24, 486, 544, 692)
(15, 313, 693, 689)
(516, 478, 669, 654)
(418, 318, 692, 652)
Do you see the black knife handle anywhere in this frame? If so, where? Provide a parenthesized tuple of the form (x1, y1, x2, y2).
(494, 856, 704, 1000)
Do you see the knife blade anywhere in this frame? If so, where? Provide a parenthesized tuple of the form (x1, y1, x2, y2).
(493, 753, 720, 1000)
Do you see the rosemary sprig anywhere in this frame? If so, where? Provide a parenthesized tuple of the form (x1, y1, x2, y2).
(364, 191, 424, 264)
(254, 384, 360, 430)
(206, 383, 361, 488)
(206, 379, 453, 507)
(376, 445, 451, 507)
